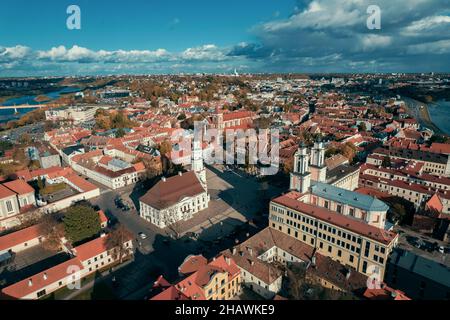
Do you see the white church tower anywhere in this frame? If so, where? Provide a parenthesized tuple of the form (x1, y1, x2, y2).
(310, 140, 327, 182)
(290, 143, 311, 193)
(192, 139, 207, 190)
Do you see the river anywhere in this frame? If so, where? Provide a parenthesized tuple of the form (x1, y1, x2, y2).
(0, 86, 81, 123)
(428, 100, 450, 135)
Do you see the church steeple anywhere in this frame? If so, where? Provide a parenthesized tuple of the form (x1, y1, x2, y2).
(290, 142, 311, 193)
(192, 139, 207, 189)
(310, 139, 327, 182)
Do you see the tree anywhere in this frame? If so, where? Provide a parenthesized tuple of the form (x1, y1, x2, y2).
(381, 156, 392, 168)
(358, 122, 367, 132)
(105, 224, 133, 264)
(39, 214, 65, 252)
(115, 128, 126, 138)
(19, 133, 32, 145)
(63, 205, 101, 245)
(390, 203, 407, 224)
(158, 140, 172, 156)
(37, 176, 45, 192)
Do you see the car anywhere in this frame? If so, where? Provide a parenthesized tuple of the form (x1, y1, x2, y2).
(138, 232, 147, 240)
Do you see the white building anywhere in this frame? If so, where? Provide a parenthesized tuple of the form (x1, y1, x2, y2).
(45, 106, 98, 124)
(139, 141, 209, 228)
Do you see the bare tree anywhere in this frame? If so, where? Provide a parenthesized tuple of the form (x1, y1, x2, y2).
(105, 224, 134, 264)
(38, 214, 65, 252)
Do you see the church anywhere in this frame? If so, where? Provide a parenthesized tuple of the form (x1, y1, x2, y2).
(289, 141, 390, 229)
(139, 140, 210, 229)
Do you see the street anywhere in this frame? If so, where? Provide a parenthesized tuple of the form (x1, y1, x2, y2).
(83, 164, 283, 300)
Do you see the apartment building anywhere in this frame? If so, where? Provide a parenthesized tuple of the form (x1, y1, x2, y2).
(151, 254, 241, 300)
(45, 106, 98, 125)
(222, 227, 368, 299)
(372, 139, 450, 177)
(0, 180, 36, 230)
(272, 143, 398, 279)
(1, 234, 133, 300)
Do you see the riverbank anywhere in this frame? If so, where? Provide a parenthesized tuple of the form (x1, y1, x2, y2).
(402, 97, 444, 135)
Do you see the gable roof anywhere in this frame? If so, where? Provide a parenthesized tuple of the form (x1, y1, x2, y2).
(3, 180, 35, 195)
(139, 171, 205, 210)
(1, 257, 83, 299)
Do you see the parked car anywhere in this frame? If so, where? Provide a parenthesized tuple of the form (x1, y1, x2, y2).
(138, 232, 147, 240)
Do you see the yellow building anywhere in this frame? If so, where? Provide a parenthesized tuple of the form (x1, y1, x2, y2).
(151, 254, 241, 300)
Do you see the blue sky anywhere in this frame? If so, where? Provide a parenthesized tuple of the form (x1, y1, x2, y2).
(1, 0, 450, 76)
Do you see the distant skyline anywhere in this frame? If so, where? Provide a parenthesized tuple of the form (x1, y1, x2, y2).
(1, 0, 450, 76)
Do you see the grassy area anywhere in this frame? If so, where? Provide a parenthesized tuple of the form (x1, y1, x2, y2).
(40, 183, 67, 195)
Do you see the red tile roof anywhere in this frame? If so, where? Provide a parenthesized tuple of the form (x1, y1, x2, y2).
(98, 210, 108, 224)
(0, 184, 16, 199)
(3, 180, 35, 195)
(0, 224, 44, 252)
(72, 235, 110, 262)
(1, 257, 83, 299)
(139, 171, 205, 210)
(272, 192, 397, 245)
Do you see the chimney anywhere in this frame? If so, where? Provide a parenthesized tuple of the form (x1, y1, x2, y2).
(225, 257, 231, 265)
(28, 279, 33, 287)
(161, 177, 166, 182)
(43, 273, 48, 280)
(232, 247, 237, 255)
(100, 232, 106, 238)
(311, 256, 316, 267)
(178, 171, 182, 176)
(248, 247, 253, 256)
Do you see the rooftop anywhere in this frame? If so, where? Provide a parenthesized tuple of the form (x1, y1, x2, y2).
(310, 181, 389, 212)
(389, 248, 450, 288)
(272, 192, 397, 245)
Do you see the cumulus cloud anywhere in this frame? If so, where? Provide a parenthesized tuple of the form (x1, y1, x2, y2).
(1, 0, 450, 75)
(181, 44, 229, 61)
(0, 45, 32, 62)
(231, 0, 450, 72)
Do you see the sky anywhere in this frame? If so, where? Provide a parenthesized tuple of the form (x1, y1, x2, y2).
(0, 0, 450, 76)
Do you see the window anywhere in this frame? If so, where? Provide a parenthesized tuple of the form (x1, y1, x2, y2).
(349, 208, 355, 217)
(364, 241, 371, 258)
(328, 246, 332, 253)
(319, 242, 324, 249)
(324, 201, 329, 209)
(36, 289, 47, 298)
(336, 204, 342, 213)
(349, 255, 354, 263)
(303, 235, 306, 241)
(362, 261, 368, 273)
(337, 250, 342, 257)
(6, 200, 13, 212)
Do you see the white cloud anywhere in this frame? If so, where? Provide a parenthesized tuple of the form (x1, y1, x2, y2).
(181, 44, 228, 61)
(0, 45, 32, 62)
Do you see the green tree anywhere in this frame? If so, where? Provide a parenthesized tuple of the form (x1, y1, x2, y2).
(358, 122, 367, 132)
(37, 176, 45, 191)
(115, 128, 126, 138)
(381, 156, 392, 168)
(63, 205, 101, 244)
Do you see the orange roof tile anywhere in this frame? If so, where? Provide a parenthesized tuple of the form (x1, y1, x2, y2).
(3, 180, 34, 195)
(0, 224, 44, 252)
(1, 257, 83, 299)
